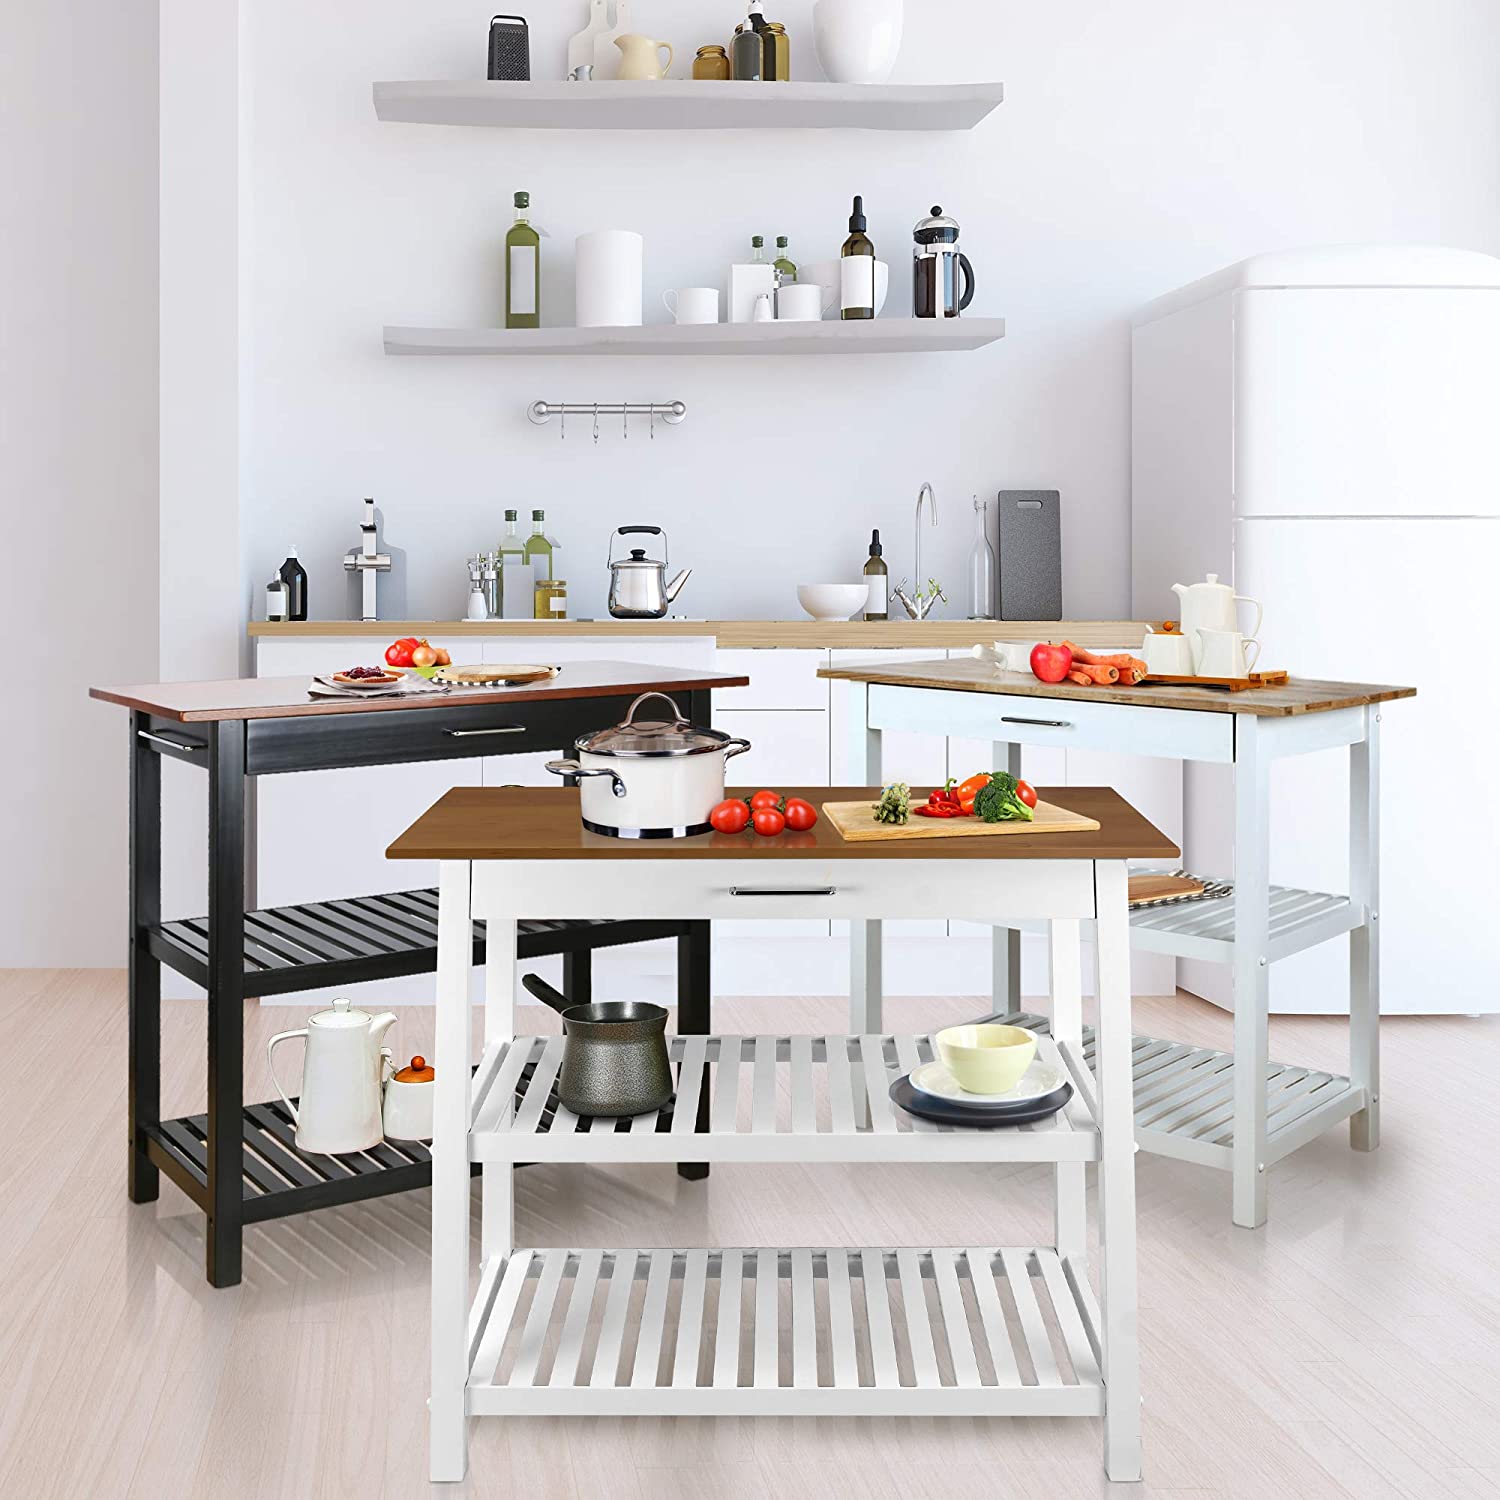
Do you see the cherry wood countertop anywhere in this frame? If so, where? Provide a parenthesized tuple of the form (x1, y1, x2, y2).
(386, 786, 1179, 864)
(89, 660, 750, 724)
(819, 657, 1417, 717)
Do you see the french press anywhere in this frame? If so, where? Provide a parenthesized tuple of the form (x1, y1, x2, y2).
(912, 205, 976, 319)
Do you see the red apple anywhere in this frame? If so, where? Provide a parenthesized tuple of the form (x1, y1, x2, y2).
(1030, 642, 1073, 684)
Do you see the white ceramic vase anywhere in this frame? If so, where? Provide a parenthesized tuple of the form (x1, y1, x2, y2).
(814, 0, 905, 84)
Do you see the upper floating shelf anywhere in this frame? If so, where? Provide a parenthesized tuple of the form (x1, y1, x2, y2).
(383, 320, 1008, 358)
(372, 79, 1005, 133)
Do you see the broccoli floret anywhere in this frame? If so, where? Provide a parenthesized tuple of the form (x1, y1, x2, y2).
(973, 772, 1035, 823)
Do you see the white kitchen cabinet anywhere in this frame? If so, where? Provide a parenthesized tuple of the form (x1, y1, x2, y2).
(713, 648, 830, 710)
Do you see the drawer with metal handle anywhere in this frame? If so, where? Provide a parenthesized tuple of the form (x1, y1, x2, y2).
(867, 684, 1234, 764)
(244, 696, 642, 775)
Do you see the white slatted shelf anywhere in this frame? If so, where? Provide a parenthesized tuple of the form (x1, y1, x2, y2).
(1128, 882, 1362, 963)
(469, 1033, 1097, 1165)
(466, 1247, 1101, 1418)
(991, 1011, 1366, 1169)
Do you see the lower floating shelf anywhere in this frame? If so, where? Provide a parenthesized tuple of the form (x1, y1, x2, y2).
(991, 1011, 1366, 1170)
(467, 1246, 1102, 1417)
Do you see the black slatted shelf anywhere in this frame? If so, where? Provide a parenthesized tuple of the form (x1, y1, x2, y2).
(147, 888, 691, 998)
(143, 1061, 685, 1223)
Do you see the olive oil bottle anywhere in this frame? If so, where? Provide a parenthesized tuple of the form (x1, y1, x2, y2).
(840, 195, 876, 320)
(524, 509, 554, 582)
(773, 235, 798, 284)
(505, 191, 540, 329)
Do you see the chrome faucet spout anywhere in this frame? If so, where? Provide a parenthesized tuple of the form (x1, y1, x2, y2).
(914, 482, 937, 604)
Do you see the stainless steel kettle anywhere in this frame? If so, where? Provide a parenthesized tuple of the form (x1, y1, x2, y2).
(607, 526, 692, 619)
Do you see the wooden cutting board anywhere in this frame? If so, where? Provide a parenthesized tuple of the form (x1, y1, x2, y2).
(1128, 873, 1204, 907)
(823, 798, 1101, 843)
(431, 664, 561, 687)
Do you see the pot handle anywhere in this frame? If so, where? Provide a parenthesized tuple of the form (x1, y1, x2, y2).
(723, 737, 753, 761)
(624, 690, 688, 728)
(521, 972, 574, 1015)
(266, 1029, 308, 1126)
(544, 760, 628, 799)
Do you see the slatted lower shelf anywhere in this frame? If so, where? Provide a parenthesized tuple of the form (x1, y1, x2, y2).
(1127, 882, 1361, 963)
(991, 1011, 1365, 1169)
(467, 1246, 1102, 1417)
(148, 887, 689, 998)
(472, 1032, 1098, 1165)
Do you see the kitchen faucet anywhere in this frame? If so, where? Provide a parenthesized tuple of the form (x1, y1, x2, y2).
(893, 481, 941, 620)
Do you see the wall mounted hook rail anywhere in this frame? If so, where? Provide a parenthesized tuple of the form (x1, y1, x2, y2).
(527, 400, 687, 429)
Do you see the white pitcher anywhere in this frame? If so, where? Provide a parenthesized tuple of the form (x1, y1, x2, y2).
(268, 997, 397, 1155)
(1170, 573, 1262, 673)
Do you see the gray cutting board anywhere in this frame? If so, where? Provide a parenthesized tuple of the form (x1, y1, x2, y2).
(997, 490, 1062, 620)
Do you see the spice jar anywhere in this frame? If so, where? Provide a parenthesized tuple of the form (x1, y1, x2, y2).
(763, 22, 790, 80)
(693, 44, 731, 80)
(534, 577, 568, 621)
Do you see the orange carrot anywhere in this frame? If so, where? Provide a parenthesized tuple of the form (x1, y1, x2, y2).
(1063, 640, 1142, 670)
(1069, 661, 1119, 685)
(1066, 669, 1094, 688)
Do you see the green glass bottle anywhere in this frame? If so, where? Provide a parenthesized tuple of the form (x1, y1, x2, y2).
(774, 235, 797, 284)
(524, 508, 554, 588)
(505, 191, 540, 330)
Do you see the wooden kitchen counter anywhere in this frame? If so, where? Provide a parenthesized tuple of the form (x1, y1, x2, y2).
(819, 656, 1416, 716)
(249, 619, 1150, 650)
(387, 785, 1179, 864)
(90, 659, 750, 723)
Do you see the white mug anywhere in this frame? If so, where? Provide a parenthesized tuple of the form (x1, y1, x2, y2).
(1142, 631, 1195, 676)
(1195, 628, 1261, 679)
(575, 229, 644, 328)
(776, 283, 825, 322)
(663, 287, 719, 325)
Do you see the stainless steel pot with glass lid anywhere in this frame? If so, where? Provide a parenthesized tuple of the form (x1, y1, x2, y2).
(545, 691, 752, 838)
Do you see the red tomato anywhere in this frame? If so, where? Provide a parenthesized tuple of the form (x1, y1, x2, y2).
(752, 807, 787, 837)
(385, 640, 415, 668)
(1016, 780, 1038, 809)
(1030, 642, 1073, 684)
(749, 790, 783, 811)
(783, 797, 819, 832)
(709, 799, 750, 835)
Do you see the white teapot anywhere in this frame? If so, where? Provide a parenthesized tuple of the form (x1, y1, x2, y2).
(1170, 573, 1263, 674)
(268, 997, 397, 1155)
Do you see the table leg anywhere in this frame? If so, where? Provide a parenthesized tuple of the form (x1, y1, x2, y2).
(990, 742, 1023, 1016)
(1231, 715, 1271, 1229)
(205, 721, 246, 1288)
(1094, 860, 1142, 1482)
(843, 683, 884, 1035)
(1049, 918, 1086, 1260)
(432, 860, 474, 1484)
(1349, 708, 1381, 1151)
(676, 921, 711, 1182)
(482, 907, 515, 1264)
(128, 713, 162, 1205)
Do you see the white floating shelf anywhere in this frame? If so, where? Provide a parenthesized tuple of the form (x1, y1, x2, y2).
(373, 79, 1004, 133)
(383, 318, 1006, 358)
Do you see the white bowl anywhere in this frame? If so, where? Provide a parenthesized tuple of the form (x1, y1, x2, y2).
(798, 583, 870, 621)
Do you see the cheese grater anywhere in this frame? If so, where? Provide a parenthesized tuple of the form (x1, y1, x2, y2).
(487, 15, 531, 80)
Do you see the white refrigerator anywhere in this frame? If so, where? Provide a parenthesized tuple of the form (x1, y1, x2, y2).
(1132, 245, 1500, 1015)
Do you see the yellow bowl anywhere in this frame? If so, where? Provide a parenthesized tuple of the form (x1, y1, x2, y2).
(934, 1024, 1038, 1096)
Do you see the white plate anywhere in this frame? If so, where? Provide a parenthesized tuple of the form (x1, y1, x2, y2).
(909, 1056, 1066, 1108)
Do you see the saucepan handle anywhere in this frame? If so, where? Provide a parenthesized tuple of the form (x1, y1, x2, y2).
(723, 738, 753, 762)
(623, 691, 687, 728)
(544, 760, 628, 799)
(521, 972, 573, 1015)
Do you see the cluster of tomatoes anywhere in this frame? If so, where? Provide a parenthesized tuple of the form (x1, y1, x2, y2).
(709, 790, 820, 838)
(385, 636, 452, 670)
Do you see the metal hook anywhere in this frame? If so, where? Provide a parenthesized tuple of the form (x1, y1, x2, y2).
(623, 401, 629, 441)
(593, 404, 600, 446)
(559, 406, 565, 442)
(650, 406, 656, 441)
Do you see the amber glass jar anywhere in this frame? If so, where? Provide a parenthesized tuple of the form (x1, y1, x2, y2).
(763, 23, 790, 80)
(534, 577, 568, 621)
(693, 44, 731, 81)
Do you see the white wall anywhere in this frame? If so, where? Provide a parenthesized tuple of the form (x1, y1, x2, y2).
(0, 3, 159, 965)
(240, 0, 1500, 627)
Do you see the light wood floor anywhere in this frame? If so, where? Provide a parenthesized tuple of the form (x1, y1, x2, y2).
(3, 971, 1498, 1500)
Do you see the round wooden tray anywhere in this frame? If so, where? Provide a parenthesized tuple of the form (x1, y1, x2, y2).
(431, 664, 561, 687)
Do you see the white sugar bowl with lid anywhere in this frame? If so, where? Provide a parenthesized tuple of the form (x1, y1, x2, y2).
(545, 691, 752, 839)
(383, 1055, 435, 1142)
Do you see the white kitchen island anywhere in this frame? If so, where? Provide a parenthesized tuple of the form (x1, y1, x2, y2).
(386, 783, 1178, 1485)
(821, 657, 1416, 1228)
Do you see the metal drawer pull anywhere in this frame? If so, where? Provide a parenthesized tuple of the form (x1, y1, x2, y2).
(444, 726, 527, 739)
(137, 729, 204, 754)
(730, 887, 838, 898)
(1000, 715, 1073, 729)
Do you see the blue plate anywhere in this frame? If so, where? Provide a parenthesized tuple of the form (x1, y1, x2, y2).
(889, 1074, 1072, 1128)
